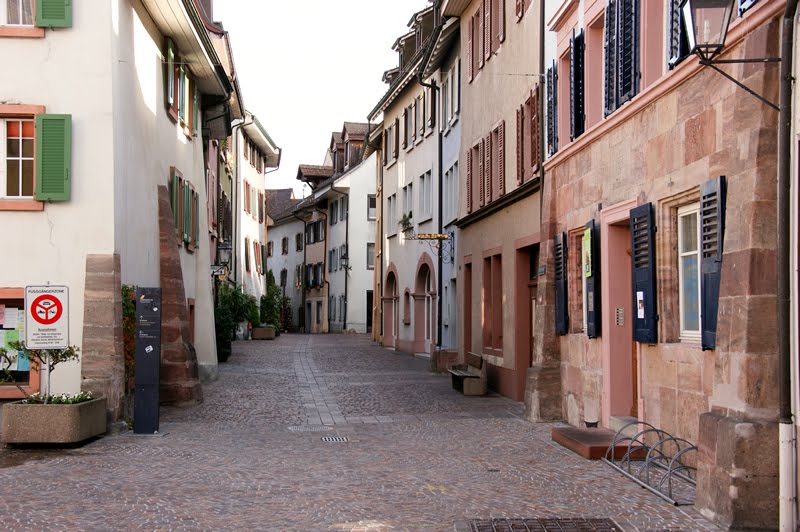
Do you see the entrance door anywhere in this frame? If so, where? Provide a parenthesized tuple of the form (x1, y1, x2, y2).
(305, 302, 311, 333)
(366, 290, 373, 333)
(601, 200, 639, 426)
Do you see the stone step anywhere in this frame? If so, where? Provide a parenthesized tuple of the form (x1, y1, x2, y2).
(551, 426, 646, 460)
(608, 416, 640, 438)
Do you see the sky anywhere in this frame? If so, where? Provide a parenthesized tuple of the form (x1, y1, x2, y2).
(213, 0, 431, 199)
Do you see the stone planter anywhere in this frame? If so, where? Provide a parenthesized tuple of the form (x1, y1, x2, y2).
(252, 326, 276, 340)
(2, 397, 107, 444)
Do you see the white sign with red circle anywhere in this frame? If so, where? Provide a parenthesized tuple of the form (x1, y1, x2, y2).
(25, 286, 69, 349)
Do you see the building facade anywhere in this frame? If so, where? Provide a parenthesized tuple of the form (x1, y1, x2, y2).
(265, 189, 302, 331)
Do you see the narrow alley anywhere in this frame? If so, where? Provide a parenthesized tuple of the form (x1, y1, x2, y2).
(0, 335, 716, 531)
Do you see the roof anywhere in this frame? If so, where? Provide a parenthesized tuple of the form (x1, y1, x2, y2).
(265, 189, 297, 219)
(241, 111, 281, 168)
(297, 165, 334, 179)
(422, 17, 459, 78)
(342, 122, 371, 139)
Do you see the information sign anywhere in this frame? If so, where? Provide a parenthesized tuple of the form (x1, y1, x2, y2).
(25, 286, 69, 349)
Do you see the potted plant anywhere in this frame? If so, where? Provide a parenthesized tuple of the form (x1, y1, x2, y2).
(1, 342, 107, 444)
(399, 211, 414, 237)
(254, 271, 281, 340)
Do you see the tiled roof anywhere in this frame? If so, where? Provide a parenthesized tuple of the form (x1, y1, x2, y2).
(297, 165, 334, 179)
(265, 188, 297, 219)
(343, 122, 371, 138)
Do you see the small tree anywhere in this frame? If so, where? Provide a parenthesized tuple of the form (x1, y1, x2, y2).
(261, 271, 282, 327)
(6, 341, 80, 404)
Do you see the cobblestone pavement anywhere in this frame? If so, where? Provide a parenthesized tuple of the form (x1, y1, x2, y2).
(0, 334, 719, 531)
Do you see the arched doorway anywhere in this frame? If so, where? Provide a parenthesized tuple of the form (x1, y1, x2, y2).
(414, 259, 436, 354)
(383, 270, 398, 348)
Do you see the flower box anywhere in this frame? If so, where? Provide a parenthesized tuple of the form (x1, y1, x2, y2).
(2, 397, 107, 444)
(251, 326, 276, 340)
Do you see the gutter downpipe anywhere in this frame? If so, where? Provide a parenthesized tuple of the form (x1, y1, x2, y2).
(780, 2, 798, 530)
(332, 184, 349, 331)
(291, 210, 308, 332)
(419, 71, 443, 367)
(539, 0, 546, 226)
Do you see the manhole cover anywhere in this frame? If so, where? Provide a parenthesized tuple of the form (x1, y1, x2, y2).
(321, 436, 348, 443)
(288, 425, 333, 432)
(468, 518, 620, 532)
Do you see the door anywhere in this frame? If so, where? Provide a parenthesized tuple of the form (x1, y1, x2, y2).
(304, 302, 311, 334)
(366, 290, 373, 333)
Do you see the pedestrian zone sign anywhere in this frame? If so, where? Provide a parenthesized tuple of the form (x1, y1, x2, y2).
(25, 286, 69, 349)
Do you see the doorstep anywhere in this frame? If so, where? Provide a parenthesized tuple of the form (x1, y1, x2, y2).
(551, 426, 646, 460)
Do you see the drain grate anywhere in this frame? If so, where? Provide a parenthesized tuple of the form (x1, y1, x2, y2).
(288, 425, 333, 432)
(468, 518, 619, 532)
(321, 436, 348, 443)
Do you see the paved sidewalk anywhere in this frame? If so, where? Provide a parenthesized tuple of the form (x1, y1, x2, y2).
(0, 334, 718, 531)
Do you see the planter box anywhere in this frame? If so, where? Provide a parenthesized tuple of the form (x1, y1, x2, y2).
(252, 326, 276, 340)
(2, 397, 107, 444)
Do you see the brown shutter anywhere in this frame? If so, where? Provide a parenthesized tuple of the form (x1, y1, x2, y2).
(478, 140, 485, 207)
(466, 150, 473, 213)
(484, 0, 491, 61)
(485, 134, 493, 203)
(393, 118, 399, 158)
(467, 16, 474, 82)
(382, 131, 387, 165)
(478, 7, 485, 69)
(516, 106, 523, 185)
(498, 122, 505, 196)
(402, 109, 408, 149)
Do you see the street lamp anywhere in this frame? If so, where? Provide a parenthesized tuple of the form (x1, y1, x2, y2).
(680, 0, 735, 61)
(339, 254, 350, 271)
(217, 239, 232, 269)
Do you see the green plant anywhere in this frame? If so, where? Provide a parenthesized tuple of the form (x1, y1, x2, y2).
(215, 283, 258, 361)
(121, 284, 136, 395)
(6, 341, 81, 404)
(280, 296, 292, 331)
(261, 271, 282, 327)
(399, 211, 413, 231)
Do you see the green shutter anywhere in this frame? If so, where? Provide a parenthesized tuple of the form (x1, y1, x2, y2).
(36, 0, 72, 28)
(170, 171, 179, 236)
(183, 184, 190, 243)
(193, 191, 199, 248)
(35, 114, 71, 201)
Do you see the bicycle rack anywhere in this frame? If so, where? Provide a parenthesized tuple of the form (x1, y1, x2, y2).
(601, 421, 698, 506)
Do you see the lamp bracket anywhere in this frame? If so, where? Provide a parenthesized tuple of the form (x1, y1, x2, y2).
(417, 232, 455, 264)
(699, 58, 780, 111)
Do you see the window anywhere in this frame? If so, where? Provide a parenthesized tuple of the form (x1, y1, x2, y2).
(387, 194, 397, 235)
(402, 183, 413, 218)
(444, 162, 459, 223)
(403, 105, 412, 149)
(367, 194, 376, 220)
(245, 237, 251, 272)
(330, 200, 338, 225)
(280, 268, 287, 287)
(254, 240, 262, 274)
(678, 203, 701, 341)
(414, 96, 422, 141)
(467, 0, 504, 82)
(164, 40, 195, 132)
(467, 122, 505, 212)
(2, 0, 32, 25)
(419, 171, 432, 219)
(340, 196, 347, 222)
(316, 301, 322, 324)
(295, 264, 303, 288)
(367, 243, 375, 270)
(281, 237, 289, 255)
(267, 241, 273, 257)
(0, 290, 39, 398)
(516, 86, 540, 185)
(296, 233, 304, 251)
(603, 0, 640, 117)
(2, 118, 33, 198)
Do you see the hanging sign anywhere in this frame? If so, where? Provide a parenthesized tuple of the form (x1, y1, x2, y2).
(25, 286, 69, 349)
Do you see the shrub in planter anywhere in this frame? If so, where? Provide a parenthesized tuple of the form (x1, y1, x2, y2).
(215, 283, 258, 361)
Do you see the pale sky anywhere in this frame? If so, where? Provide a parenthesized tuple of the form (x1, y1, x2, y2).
(213, 0, 431, 198)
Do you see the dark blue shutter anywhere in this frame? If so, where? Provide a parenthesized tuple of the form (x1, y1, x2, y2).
(603, 0, 617, 117)
(616, 0, 639, 106)
(569, 30, 585, 140)
(668, 0, 691, 69)
(554, 232, 569, 336)
(585, 219, 601, 338)
(738, 0, 759, 16)
(546, 61, 558, 155)
(700, 176, 726, 350)
(630, 203, 657, 343)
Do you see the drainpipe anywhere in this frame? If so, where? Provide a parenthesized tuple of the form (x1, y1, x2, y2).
(779, 2, 798, 530)
(332, 185, 349, 331)
(291, 210, 308, 331)
(419, 70, 443, 361)
(539, 0, 546, 227)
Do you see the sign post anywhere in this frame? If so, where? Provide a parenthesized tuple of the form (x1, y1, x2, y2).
(133, 287, 161, 434)
(25, 286, 69, 349)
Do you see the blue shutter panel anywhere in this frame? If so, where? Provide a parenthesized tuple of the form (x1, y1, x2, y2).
(603, 0, 618, 117)
(630, 203, 657, 343)
(546, 62, 558, 156)
(34, 114, 71, 201)
(569, 30, 585, 141)
(700, 176, 726, 350)
(585, 219, 602, 339)
(36, 0, 72, 28)
(554, 232, 569, 336)
(738, 0, 759, 16)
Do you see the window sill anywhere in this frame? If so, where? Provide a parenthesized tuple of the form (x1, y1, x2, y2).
(387, 232, 397, 239)
(415, 136, 424, 146)
(0, 199, 44, 211)
(166, 106, 179, 124)
(449, 115, 459, 128)
(385, 159, 397, 170)
(417, 215, 433, 225)
(0, 25, 44, 38)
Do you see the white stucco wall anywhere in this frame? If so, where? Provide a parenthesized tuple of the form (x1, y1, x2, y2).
(326, 189, 348, 332)
(1, 3, 116, 393)
(234, 128, 267, 300)
(265, 217, 305, 330)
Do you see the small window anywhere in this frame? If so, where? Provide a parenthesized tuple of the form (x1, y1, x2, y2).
(281, 237, 289, 255)
(2, 0, 33, 25)
(367, 243, 375, 270)
(367, 195, 376, 220)
(296, 233, 304, 251)
(678, 203, 701, 341)
(1, 118, 34, 198)
(267, 241, 273, 257)
(280, 268, 287, 287)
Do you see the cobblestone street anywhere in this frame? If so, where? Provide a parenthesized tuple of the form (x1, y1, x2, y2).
(0, 335, 718, 531)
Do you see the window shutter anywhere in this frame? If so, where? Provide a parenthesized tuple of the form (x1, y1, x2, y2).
(468, 16, 474, 82)
(484, 134, 492, 203)
(546, 63, 558, 155)
(34, 114, 71, 201)
(245, 237, 250, 272)
(604, 0, 618, 116)
(700, 176, 726, 350)
(393, 118, 399, 158)
(617, 0, 640, 106)
(193, 191, 199, 248)
(170, 170, 180, 233)
(739, 0, 759, 16)
(498, 122, 505, 196)
(402, 109, 408, 149)
(532, 86, 540, 174)
(483, 0, 491, 62)
(478, 7, 485, 69)
(466, 150, 473, 213)
(585, 219, 602, 338)
(382, 131, 387, 165)
(554, 232, 569, 336)
(498, 0, 506, 42)
(516, 106, 523, 185)
(36, 0, 72, 27)
(569, 30, 585, 141)
(183, 184, 191, 244)
(516, 0, 523, 20)
(478, 140, 486, 207)
(630, 202, 657, 343)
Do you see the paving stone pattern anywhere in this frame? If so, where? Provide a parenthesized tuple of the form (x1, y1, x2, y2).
(0, 334, 719, 531)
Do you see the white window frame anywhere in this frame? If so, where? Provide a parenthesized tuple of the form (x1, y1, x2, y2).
(367, 242, 375, 270)
(1, 0, 33, 26)
(678, 203, 702, 342)
(1, 118, 35, 199)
